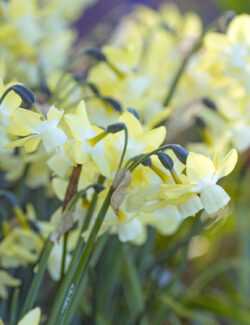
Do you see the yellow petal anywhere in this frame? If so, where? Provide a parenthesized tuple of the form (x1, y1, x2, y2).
(119, 111, 142, 137)
(18, 307, 41, 325)
(227, 14, 250, 45)
(47, 105, 64, 121)
(215, 149, 238, 179)
(178, 195, 203, 219)
(204, 32, 230, 49)
(159, 184, 195, 204)
(64, 101, 91, 140)
(52, 178, 68, 201)
(1, 90, 22, 115)
(4, 135, 35, 150)
(24, 136, 41, 153)
(137, 126, 166, 149)
(200, 184, 230, 214)
(12, 108, 42, 136)
(186, 152, 215, 181)
(71, 141, 89, 165)
(141, 205, 182, 235)
(47, 155, 71, 178)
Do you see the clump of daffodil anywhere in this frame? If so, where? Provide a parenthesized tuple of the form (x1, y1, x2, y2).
(189, 94, 250, 155)
(0, 0, 95, 85)
(199, 14, 250, 97)
(0, 205, 53, 270)
(86, 4, 203, 127)
(0, 4, 246, 324)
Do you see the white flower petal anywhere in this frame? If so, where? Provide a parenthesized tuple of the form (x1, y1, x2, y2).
(200, 184, 230, 214)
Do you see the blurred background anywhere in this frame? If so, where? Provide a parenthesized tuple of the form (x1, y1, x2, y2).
(77, 0, 250, 41)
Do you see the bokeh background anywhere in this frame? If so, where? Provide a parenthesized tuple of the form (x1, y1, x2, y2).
(77, 0, 250, 42)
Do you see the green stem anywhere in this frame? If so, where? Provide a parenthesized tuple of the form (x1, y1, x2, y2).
(51, 48, 101, 103)
(118, 126, 128, 170)
(46, 179, 104, 324)
(60, 184, 96, 282)
(82, 176, 106, 231)
(60, 231, 69, 281)
(128, 144, 178, 171)
(55, 82, 79, 107)
(163, 56, 190, 107)
(238, 203, 250, 304)
(58, 188, 114, 322)
(183, 258, 250, 301)
(166, 214, 202, 290)
(9, 288, 19, 325)
(49, 122, 128, 322)
(159, 295, 217, 325)
(21, 240, 53, 316)
(48, 187, 114, 324)
(62, 233, 109, 325)
(60, 165, 82, 281)
(0, 87, 13, 104)
(160, 12, 233, 116)
(122, 245, 144, 318)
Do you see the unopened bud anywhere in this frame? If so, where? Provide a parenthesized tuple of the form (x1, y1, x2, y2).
(85, 48, 107, 62)
(103, 97, 122, 112)
(141, 157, 152, 166)
(157, 152, 174, 170)
(127, 108, 140, 121)
(93, 184, 105, 193)
(10, 84, 35, 107)
(107, 122, 126, 134)
(195, 117, 206, 129)
(167, 144, 189, 164)
(202, 98, 217, 110)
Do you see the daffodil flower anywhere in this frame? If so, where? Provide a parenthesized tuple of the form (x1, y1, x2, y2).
(200, 14, 250, 93)
(5, 105, 67, 153)
(0, 270, 20, 299)
(107, 111, 166, 173)
(160, 149, 238, 214)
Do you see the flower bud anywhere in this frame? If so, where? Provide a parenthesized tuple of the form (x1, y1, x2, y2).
(218, 11, 236, 33)
(107, 122, 126, 134)
(156, 152, 174, 170)
(88, 83, 100, 96)
(93, 184, 105, 193)
(167, 144, 189, 164)
(0, 190, 18, 207)
(201, 98, 217, 110)
(127, 108, 140, 121)
(28, 220, 40, 233)
(195, 117, 206, 129)
(103, 97, 122, 112)
(85, 48, 107, 62)
(141, 157, 152, 166)
(10, 84, 35, 107)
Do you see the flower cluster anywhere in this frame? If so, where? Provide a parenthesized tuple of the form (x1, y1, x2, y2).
(0, 2, 247, 323)
(0, 0, 94, 86)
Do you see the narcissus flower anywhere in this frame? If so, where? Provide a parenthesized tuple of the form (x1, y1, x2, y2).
(64, 100, 113, 175)
(0, 270, 20, 299)
(5, 105, 67, 153)
(160, 149, 238, 214)
(200, 14, 250, 94)
(107, 110, 166, 170)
